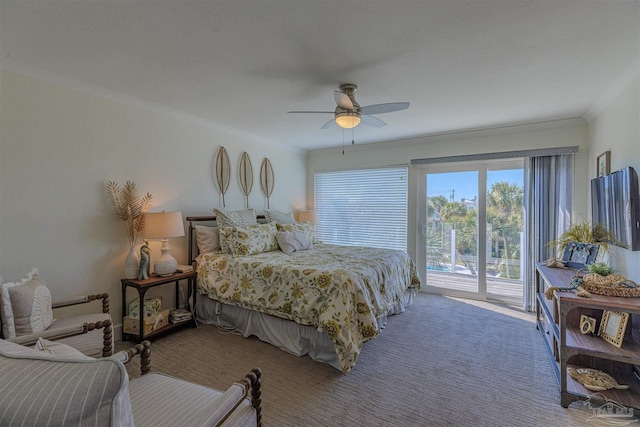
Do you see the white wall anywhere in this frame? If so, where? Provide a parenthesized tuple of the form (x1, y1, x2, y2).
(307, 121, 590, 264)
(0, 70, 306, 327)
(587, 69, 640, 280)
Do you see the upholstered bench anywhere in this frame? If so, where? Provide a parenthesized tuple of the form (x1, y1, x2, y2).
(0, 339, 262, 426)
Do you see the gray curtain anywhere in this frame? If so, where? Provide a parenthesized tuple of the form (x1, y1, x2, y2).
(523, 154, 574, 311)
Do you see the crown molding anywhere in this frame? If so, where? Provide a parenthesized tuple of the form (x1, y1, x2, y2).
(0, 58, 304, 154)
(583, 56, 640, 123)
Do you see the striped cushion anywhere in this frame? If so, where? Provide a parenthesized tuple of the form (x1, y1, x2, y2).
(32, 337, 93, 358)
(220, 402, 258, 427)
(129, 373, 256, 427)
(0, 339, 133, 426)
(7, 312, 113, 358)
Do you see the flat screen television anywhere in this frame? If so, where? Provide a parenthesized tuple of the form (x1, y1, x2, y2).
(591, 166, 640, 251)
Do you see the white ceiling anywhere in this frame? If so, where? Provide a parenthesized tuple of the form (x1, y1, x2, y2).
(1, 1, 638, 151)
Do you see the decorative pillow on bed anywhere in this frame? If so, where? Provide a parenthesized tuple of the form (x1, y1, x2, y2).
(264, 210, 296, 224)
(195, 225, 221, 253)
(1, 269, 53, 339)
(213, 208, 258, 253)
(276, 222, 318, 244)
(276, 231, 313, 254)
(225, 222, 278, 256)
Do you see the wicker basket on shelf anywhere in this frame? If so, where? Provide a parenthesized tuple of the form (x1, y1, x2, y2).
(573, 269, 640, 298)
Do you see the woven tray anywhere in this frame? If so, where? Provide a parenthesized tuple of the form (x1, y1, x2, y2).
(574, 270, 640, 298)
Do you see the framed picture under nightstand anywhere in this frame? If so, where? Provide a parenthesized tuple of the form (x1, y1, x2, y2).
(598, 310, 629, 348)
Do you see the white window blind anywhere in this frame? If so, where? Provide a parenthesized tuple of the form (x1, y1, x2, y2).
(314, 166, 408, 251)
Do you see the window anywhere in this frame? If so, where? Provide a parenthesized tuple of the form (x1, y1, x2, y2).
(314, 166, 408, 251)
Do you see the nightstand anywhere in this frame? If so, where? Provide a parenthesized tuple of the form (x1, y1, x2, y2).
(121, 271, 197, 342)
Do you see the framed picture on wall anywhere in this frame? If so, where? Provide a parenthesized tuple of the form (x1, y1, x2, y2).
(597, 151, 611, 177)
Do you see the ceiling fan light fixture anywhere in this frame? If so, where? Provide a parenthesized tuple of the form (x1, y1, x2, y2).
(335, 112, 361, 129)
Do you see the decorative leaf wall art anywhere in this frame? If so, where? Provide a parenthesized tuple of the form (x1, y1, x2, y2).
(239, 152, 254, 208)
(260, 157, 275, 209)
(215, 146, 231, 207)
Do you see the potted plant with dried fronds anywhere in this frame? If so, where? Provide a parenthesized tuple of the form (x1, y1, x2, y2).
(548, 222, 616, 266)
(107, 180, 153, 279)
(550, 222, 613, 254)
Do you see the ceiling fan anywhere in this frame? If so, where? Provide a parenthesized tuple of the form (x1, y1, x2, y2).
(288, 84, 410, 129)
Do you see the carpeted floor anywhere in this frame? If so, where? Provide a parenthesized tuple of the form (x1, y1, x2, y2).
(119, 294, 629, 426)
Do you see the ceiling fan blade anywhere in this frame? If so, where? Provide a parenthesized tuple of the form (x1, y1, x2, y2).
(360, 102, 410, 115)
(288, 110, 334, 114)
(334, 91, 354, 110)
(361, 115, 387, 128)
(321, 119, 337, 129)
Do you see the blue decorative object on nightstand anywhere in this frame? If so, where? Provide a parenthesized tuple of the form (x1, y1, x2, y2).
(138, 240, 151, 280)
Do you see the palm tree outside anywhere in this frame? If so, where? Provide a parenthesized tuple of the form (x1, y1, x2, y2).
(425, 166, 525, 301)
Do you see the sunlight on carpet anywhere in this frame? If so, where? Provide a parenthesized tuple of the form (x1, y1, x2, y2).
(118, 293, 625, 426)
(446, 296, 536, 323)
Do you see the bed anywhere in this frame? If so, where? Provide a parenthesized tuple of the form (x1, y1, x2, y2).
(188, 214, 421, 373)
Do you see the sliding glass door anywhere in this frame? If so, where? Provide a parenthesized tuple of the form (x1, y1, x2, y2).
(418, 159, 524, 303)
(424, 170, 481, 294)
(485, 167, 525, 301)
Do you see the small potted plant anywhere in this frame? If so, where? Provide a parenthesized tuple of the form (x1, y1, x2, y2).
(587, 262, 615, 277)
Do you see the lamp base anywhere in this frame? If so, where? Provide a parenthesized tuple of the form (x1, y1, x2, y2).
(153, 239, 178, 277)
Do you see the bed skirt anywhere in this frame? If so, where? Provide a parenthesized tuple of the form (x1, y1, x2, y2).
(195, 289, 414, 372)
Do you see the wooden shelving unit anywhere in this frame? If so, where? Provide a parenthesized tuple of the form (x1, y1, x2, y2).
(535, 262, 640, 408)
(121, 271, 198, 343)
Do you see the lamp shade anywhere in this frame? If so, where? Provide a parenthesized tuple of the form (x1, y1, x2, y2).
(143, 211, 185, 277)
(335, 112, 361, 129)
(297, 210, 317, 225)
(143, 211, 185, 239)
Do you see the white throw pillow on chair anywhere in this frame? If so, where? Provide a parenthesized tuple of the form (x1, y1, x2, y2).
(0, 269, 53, 339)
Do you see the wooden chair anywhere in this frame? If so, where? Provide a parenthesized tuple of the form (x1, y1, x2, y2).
(0, 339, 263, 426)
(2, 291, 113, 357)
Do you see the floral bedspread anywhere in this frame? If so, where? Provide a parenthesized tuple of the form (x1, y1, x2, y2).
(197, 243, 421, 373)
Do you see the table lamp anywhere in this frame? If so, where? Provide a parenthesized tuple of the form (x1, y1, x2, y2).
(143, 211, 185, 276)
(297, 210, 317, 225)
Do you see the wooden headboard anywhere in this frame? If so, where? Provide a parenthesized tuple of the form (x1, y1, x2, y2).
(186, 215, 266, 265)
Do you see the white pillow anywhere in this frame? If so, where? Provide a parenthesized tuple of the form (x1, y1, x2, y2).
(1, 269, 53, 339)
(10, 270, 54, 337)
(212, 209, 258, 253)
(264, 210, 296, 224)
(276, 231, 313, 254)
(195, 225, 221, 253)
